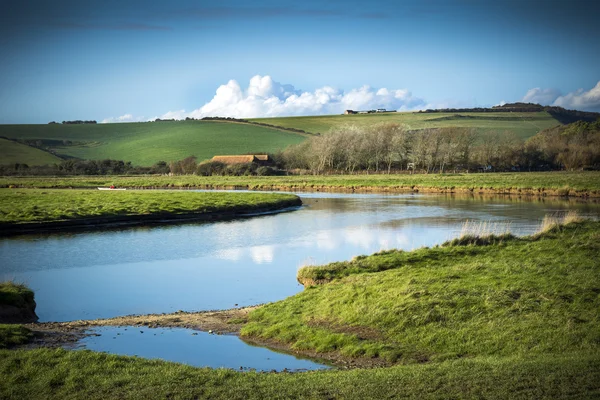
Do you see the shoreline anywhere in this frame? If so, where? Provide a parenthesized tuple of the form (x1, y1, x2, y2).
(23, 306, 385, 369)
(0, 201, 302, 237)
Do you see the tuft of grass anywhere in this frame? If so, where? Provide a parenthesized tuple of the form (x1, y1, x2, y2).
(0, 281, 35, 309)
(536, 210, 584, 235)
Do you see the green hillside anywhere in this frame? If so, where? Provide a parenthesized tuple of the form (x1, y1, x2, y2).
(250, 111, 562, 138)
(0, 121, 306, 166)
(0, 138, 63, 166)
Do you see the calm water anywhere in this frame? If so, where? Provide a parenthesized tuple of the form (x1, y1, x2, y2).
(1, 192, 599, 323)
(75, 326, 329, 372)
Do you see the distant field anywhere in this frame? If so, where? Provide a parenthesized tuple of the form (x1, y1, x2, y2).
(250, 111, 562, 138)
(0, 138, 62, 166)
(0, 121, 306, 166)
(2, 171, 599, 196)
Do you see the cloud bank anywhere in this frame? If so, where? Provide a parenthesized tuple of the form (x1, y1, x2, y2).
(522, 81, 600, 112)
(153, 75, 428, 121)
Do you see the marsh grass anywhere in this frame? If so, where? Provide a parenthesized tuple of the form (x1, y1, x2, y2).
(536, 210, 584, 235)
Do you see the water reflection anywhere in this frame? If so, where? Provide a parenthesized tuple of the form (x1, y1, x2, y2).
(74, 326, 329, 372)
(1, 192, 599, 322)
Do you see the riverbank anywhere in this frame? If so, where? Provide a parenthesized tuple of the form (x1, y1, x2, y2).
(2, 171, 600, 197)
(0, 189, 301, 235)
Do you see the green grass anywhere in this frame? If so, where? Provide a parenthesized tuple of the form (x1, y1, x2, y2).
(251, 111, 562, 138)
(0, 121, 306, 166)
(0, 348, 597, 399)
(0, 282, 35, 309)
(2, 171, 600, 195)
(0, 189, 301, 224)
(0, 325, 32, 349)
(0, 138, 63, 166)
(243, 221, 600, 363)
(0, 283, 35, 347)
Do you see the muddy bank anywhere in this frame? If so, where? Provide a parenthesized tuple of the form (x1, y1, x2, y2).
(23, 307, 388, 369)
(0, 199, 301, 237)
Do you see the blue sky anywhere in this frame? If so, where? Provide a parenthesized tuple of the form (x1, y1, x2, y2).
(1, 0, 599, 123)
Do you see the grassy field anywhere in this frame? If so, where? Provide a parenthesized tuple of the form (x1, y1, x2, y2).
(0, 138, 62, 166)
(0, 189, 300, 225)
(0, 121, 306, 166)
(251, 111, 562, 138)
(1, 222, 599, 398)
(2, 171, 600, 195)
(0, 349, 597, 399)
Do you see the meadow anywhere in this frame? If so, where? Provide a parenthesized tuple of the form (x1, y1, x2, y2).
(0, 121, 306, 166)
(2, 171, 600, 196)
(0, 189, 300, 225)
(251, 111, 562, 137)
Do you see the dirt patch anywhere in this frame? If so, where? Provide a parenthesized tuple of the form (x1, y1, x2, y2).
(21, 306, 257, 349)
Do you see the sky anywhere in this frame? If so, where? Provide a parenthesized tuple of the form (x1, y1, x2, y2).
(1, 0, 599, 124)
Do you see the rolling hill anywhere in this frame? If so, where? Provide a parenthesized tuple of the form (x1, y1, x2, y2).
(250, 111, 562, 138)
(0, 121, 307, 166)
(0, 138, 63, 166)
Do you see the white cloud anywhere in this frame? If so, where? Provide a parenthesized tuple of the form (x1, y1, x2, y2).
(520, 81, 600, 112)
(157, 75, 427, 120)
(101, 113, 146, 123)
(552, 81, 600, 112)
(521, 87, 561, 105)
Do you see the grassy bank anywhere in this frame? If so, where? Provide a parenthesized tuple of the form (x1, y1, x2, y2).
(0, 348, 597, 399)
(2, 171, 600, 196)
(0, 282, 37, 325)
(0, 189, 301, 230)
(242, 221, 600, 365)
(0, 282, 35, 347)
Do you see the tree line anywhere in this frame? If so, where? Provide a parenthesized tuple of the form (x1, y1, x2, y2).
(279, 120, 600, 174)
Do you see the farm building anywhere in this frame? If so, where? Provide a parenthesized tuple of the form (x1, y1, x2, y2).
(344, 110, 357, 115)
(211, 155, 271, 165)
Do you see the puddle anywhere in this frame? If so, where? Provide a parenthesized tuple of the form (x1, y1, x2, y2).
(72, 326, 330, 372)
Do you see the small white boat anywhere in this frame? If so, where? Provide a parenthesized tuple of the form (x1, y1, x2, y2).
(98, 187, 127, 191)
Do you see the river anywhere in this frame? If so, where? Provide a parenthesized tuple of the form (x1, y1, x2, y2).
(1, 191, 598, 370)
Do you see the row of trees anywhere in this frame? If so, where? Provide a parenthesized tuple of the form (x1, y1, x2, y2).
(280, 121, 600, 174)
(0, 159, 170, 176)
(48, 120, 97, 124)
